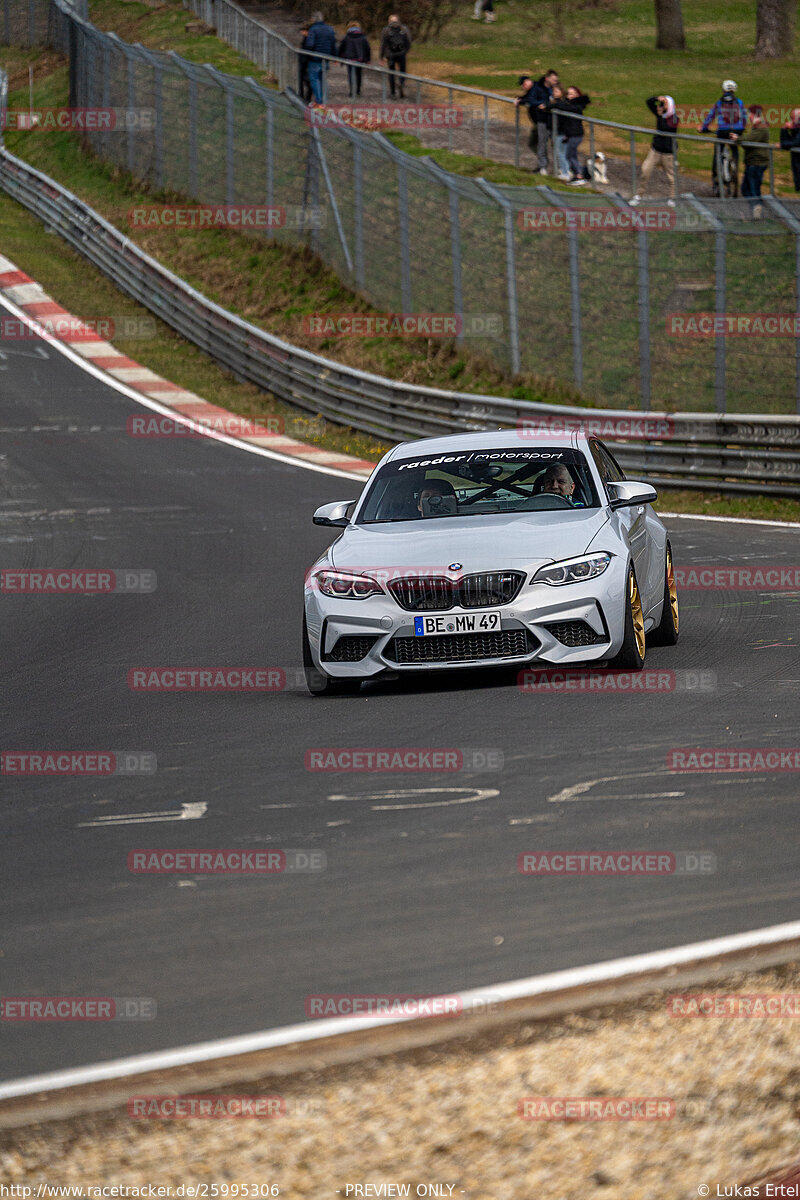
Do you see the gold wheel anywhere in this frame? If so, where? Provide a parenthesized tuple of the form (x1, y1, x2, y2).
(630, 569, 645, 661)
(666, 546, 679, 634)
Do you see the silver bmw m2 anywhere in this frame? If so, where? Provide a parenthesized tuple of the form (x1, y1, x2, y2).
(302, 430, 679, 695)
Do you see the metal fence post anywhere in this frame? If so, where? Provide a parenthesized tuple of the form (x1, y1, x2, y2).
(426, 159, 464, 346)
(514, 102, 520, 169)
(764, 196, 800, 413)
(397, 159, 412, 312)
(540, 186, 582, 387)
(353, 140, 365, 290)
(126, 47, 135, 175)
(225, 77, 235, 202)
(477, 179, 521, 376)
(637, 228, 651, 408)
(139, 49, 164, 189)
(686, 196, 726, 413)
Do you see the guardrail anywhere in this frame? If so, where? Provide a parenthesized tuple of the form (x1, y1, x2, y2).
(185, 0, 800, 198)
(0, 129, 797, 497)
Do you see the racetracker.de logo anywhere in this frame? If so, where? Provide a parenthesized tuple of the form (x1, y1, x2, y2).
(668, 313, 800, 337)
(127, 849, 325, 873)
(305, 104, 463, 130)
(1, 997, 156, 1020)
(0, 315, 156, 341)
(674, 565, 800, 589)
(128, 1095, 286, 1119)
(667, 993, 800, 1017)
(2, 107, 154, 131)
(518, 207, 677, 231)
(517, 415, 675, 440)
(305, 994, 462, 1018)
(1, 752, 156, 776)
(302, 313, 502, 338)
(304, 748, 503, 772)
(668, 748, 800, 771)
(518, 1097, 675, 1121)
(517, 851, 716, 875)
(1, 569, 156, 593)
(127, 205, 325, 230)
(127, 414, 284, 439)
(517, 669, 716, 693)
(128, 668, 286, 691)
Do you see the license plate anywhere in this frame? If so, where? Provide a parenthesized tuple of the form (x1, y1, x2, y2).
(414, 612, 502, 636)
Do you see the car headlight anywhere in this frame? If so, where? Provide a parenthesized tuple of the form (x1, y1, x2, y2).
(532, 553, 612, 586)
(313, 570, 384, 599)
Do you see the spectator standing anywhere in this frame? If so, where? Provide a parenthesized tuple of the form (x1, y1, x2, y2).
(549, 83, 570, 179)
(514, 76, 539, 165)
(780, 108, 800, 192)
(298, 26, 312, 103)
(742, 105, 770, 216)
(380, 14, 412, 99)
(338, 21, 371, 98)
(304, 11, 337, 105)
(630, 95, 679, 205)
(531, 69, 559, 173)
(471, 0, 496, 21)
(559, 86, 591, 184)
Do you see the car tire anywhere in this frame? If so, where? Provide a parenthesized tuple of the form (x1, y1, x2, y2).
(649, 542, 680, 646)
(608, 564, 646, 670)
(302, 613, 363, 696)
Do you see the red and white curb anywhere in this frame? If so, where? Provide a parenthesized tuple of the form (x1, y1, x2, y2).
(0, 253, 375, 479)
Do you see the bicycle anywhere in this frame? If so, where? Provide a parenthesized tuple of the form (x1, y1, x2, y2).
(713, 137, 739, 198)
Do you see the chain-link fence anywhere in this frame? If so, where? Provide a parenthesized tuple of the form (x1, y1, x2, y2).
(185, 0, 800, 202)
(3, 0, 800, 415)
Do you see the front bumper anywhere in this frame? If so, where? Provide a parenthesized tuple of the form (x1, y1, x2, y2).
(304, 560, 629, 678)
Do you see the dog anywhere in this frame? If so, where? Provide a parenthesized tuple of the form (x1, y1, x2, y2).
(585, 151, 608, 185)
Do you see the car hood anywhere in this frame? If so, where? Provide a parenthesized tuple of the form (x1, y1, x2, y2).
(330, 508, 611, 572)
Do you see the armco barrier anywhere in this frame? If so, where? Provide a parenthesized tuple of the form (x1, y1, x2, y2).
(5, 0, 800, 415)
(0, 139, 798, 496)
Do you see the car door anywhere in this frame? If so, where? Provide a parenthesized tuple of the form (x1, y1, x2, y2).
(590, 439, 652, 604)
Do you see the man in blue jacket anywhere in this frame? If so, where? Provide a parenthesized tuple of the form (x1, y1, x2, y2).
(699, 80, 746, 196)
(304, 11, 337, 105)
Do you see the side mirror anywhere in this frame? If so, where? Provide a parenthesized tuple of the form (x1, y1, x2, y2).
(607, 480, 658, 509)
(313, 500, 355, 528)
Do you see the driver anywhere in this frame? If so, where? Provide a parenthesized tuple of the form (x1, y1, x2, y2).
(417, 477, 457, 516)
(538, 464, 576, 502)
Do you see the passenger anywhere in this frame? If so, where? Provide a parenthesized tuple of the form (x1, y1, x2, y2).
(417, 478, 457, 516)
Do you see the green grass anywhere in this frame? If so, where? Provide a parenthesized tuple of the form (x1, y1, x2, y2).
(412, 0, 800, 190)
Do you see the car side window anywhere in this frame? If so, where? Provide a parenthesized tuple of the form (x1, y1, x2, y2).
(590, 441, 625, 496)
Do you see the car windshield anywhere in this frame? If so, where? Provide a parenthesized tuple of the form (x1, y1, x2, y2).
(356, 447, 600, 523)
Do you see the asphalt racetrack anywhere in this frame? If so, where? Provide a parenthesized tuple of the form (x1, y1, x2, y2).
(1, 297, 799, 1081)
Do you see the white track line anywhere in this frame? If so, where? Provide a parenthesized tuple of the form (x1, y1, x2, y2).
(660, 511, 800, 529)
(1, 919, 798, 1100)
(0, 293, 363, 482)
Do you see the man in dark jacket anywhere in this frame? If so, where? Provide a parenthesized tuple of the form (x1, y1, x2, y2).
(630, 95, 679, 204)
(380, 14, 412, 99)
(514, 76, 539, 162)
(742, 105, 770, 215)
(304, 11, 337, 105)
(338, 21, 371, 98)
(298, 26, 312, 103)
(780, 108, 800, 192)
(531, 69, 558, 173)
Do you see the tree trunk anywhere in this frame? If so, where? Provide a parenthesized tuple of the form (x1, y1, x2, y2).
(755, 0, 795, 58)
(654, 0, 686, 49)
